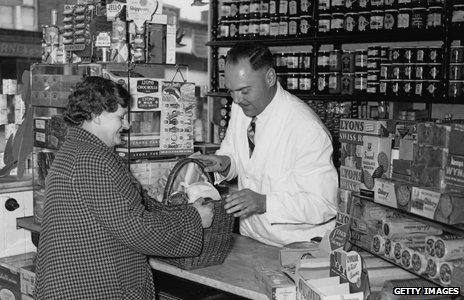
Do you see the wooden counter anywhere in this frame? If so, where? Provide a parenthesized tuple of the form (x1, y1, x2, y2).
(149, 234, 279, 300)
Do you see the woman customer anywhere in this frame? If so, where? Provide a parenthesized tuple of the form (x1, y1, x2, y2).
(35, 76, 213, 299)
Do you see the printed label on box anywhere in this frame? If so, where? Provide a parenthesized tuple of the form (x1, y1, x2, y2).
(411, 187, 440, 219)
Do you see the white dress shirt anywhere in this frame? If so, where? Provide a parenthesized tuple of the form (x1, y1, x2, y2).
(215, 83, 338, 247)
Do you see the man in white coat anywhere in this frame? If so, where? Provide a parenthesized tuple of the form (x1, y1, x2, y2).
(199, 44, 338, 247)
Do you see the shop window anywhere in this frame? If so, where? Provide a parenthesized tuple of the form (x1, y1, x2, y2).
(0, 0, 37, 31)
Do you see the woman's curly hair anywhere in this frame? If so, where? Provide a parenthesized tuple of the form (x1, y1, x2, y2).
(64, 76, 131, 126)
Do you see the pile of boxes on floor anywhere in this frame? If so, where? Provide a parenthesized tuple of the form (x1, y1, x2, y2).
(337, 118, 464, 290)
(0, 252, 36, 300)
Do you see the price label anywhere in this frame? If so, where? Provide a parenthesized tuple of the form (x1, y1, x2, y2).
(127, 0, 161, 28)
(95, 32, 111, 47)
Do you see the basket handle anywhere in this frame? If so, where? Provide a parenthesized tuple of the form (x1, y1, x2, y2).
(163, 158, 214, 203)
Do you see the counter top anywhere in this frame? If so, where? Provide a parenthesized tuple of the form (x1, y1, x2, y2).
(149, 234, 279, 300)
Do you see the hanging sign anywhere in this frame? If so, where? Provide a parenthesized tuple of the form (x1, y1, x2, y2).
(127, 0, 162, 28)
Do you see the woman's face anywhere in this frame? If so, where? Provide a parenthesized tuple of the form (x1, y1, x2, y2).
(99, 105, 129, 147)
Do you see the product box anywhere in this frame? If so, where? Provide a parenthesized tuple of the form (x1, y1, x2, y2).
(19, 264, 35, 297)
(339, 166, 366, 193)
(374, 178, 415, 212)
(444, 153, 464, 191)
(254, 266, 296, 300)
(337, 188, 353, 214)
(449, 123, 464, 156)
(0, 253, 36, 300)
(411, 186, 464, 225)
(417, 122, 451, 148)
(146, 15, 176, 65)
(392, 159, 412, 177)
(411, 165, 445, 189)
(279, 241, 321, 269)
(361, 136, 392, 197)
(129, 77, 163, 111)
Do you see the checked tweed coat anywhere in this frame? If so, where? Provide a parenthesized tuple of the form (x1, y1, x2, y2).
(35, 127, 204, 299)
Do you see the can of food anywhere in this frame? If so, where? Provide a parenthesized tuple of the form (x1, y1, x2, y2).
(299, 15, 312, 36)
(415, 47, 426, 63)
(427, 6, 443, 28)
(390, 47, 403, 63)
(390, 80, 401, 95)
(357, 11, 370, 32)
(425, 80, 442, 97)
(344, 12, 357, 32)
(414, 64, 425, 79)
(391, 64, 402, 79)
(384, 9, 397, 30)
(397, 8, 411, 29)
(403, 64, 413, 79)
(380, 63, 390, 79)
(428, 46, 442, 63)
(427, 64, 442, 80)
(370, 10, 384, 30)
(402, 80, 413, 96)
(415, 80, 426, 96)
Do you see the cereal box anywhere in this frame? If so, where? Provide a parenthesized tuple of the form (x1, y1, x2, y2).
(361, 136, 392, 196)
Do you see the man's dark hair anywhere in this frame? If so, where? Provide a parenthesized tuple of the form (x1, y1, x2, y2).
(64, 76, 131, 126)
(225, 44, 275, 70)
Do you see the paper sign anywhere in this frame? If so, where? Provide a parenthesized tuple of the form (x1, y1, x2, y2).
(95, 32, 111, 47)
(330, 249, 370, 298)
(127, 0, 161, 28)
(329, 224, 350, 251)
(107, 0, 126, 21)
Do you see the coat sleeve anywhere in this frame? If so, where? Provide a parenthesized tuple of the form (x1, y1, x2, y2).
(73, 154, 204, 258)
(265, 124, 338, 225)
(214, 103, 241, 183)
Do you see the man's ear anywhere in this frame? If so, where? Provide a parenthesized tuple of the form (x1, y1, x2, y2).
(265, 68, 277, 87)
(92, 113, 102, 125)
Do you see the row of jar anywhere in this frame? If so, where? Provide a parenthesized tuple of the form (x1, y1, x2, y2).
(318, 0, 444, 12)
(220, 0, 312, 21)
(217, 15, 314, 39)
(318, 7, 444, 33)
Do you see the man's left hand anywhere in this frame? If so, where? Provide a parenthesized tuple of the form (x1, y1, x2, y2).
(224, 189, 266, 218)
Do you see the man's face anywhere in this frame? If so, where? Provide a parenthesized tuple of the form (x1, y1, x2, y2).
(224, 58, 273, 117)
(98, 105, 129, 147)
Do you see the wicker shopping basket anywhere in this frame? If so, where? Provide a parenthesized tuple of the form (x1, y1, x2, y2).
(159, 157, 234, 270)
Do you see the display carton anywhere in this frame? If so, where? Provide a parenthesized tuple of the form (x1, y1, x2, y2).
(374, 178, 415, 212)
(254, 266, 296, 300)
(361, 136, 392, 197)
(0, 253, 36, 300)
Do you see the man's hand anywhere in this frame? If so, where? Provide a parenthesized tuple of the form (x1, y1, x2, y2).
(192, 198, 214, 228)
(224, 189, 266, 218)
(195, 154, 231, 176)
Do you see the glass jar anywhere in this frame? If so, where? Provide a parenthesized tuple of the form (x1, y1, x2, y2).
(452, 4, 464, 27)
(384, 9, 397, 30)
(319, 14, 331, 33)
(278, 16, 289, 36)
(427, 64, 441, 80)
(287, 73, 299, 90)
(230, 1, 240, 19)
(331, 0, 345, 11)
(451, 46, 464, 63)
(358, 0, 368, 10)
(345, 13, 357, 33)
(331, 13, 345, 33)
(239, 1, 251, 19)
(287, 52, 299, 70)
(342, 51, 355, 72)
(358, 11, 370, 32)
(354, 72, 368, 94)
(404, 48, 413, 63)
(367, 82, 380, 93)
(279, 0, 289, 16)
(415, 80, 425, 96)
(341, 73, 355, 95)
(270, 16, 280, 36)
(317, 72, 330, 94)
(403, 64, 413, 79)
(299, 52, 312, 71)
(250, 0, 260, 18)
(317, 50, 331, 72)
(269, 0, 278, 16)
(229, 20, 239, 38)
(449, 64, 464, 80)
(411, 7, 426, 29)
(427, 6, 443, 28)
(300, 0, 311, 14)
(390, 80, 400, 96)
(319, 0, 331, 11)
(288, 0, 298, 15)
(402, 80, 413, 96)
(425, 80, 442, 97)
(299, 73, 312, 91)
(299, 15, 312, 36)
(329, 72, 341, 94)
(380, 63, 390, 79)
(415, 47, 426, 63)
(259, 18, 270, 36)
(249, 19, 260, 38)
(428, 46, 442, 63)
(397, 8, 411, 29)
(389, 47, 403, 63)
(414, 64, 425, 79)
(288, 17, 299, 36)
(370, 10, 384, 31)
(221, 1, 232, 20)
(238, 19, 249, 38)
(370, 0, 384, 8)
(260, 0, 270, 18)
(355, 50, 368, 71)
(329, 49, 342, 72)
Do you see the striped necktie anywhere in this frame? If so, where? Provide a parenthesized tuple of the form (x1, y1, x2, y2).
(247, 117, 257, 157)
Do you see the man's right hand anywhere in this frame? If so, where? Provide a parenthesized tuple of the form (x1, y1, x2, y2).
(192, 198, 214, 228)
(195, 155, 231, 176)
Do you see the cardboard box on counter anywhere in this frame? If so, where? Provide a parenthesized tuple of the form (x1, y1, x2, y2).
(19, 264, 35, 297)
(374, 178, 415, 212)
(254, 266, 296, 300)
(0, 253, 36, 300)
(411, 186, 464, 225)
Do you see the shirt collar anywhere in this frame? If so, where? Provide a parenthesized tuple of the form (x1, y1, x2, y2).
(254, 82, 282, 124)
(67, 126, 111, 150)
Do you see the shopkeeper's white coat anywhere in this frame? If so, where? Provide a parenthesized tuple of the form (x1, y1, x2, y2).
(215, 82, 338, 247)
